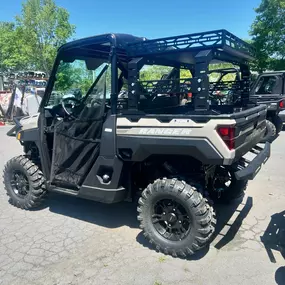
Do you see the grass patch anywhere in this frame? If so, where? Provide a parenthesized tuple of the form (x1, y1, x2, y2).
(158, 256, 167, 263)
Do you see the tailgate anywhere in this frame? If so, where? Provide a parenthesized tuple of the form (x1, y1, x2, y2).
(232, 106, 267, 159)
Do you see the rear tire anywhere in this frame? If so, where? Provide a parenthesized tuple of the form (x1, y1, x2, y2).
(137, 178, 216, 257)
(3, 156, 47, 209)
(260, 120, 276, 143)
(273, 116, 283, 134)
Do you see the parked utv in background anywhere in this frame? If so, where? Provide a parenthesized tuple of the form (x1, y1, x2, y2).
(250, 71, 285, 142)
(3, 30, 270, 257)
(208, 67, 241, 105)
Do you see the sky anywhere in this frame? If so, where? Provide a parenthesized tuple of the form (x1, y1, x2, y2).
(1, 0, 261, 40)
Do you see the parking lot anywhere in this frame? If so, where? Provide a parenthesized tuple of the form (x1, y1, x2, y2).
(0, 125, 285, 285)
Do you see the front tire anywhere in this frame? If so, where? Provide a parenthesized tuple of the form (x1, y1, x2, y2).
(3, 156, 47, 209)
(137, 178, 216, 257)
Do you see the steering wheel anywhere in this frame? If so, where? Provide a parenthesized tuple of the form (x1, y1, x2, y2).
(61, 97, 81, 116)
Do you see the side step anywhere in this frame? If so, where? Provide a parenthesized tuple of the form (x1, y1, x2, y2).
(235, 142, 270, 180)
(50, 187, 78, 196)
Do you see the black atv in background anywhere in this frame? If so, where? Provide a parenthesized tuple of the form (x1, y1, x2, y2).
(208, 68, 241, 106)
(209, 69, 285, 142)
(250, 71, 285, 142)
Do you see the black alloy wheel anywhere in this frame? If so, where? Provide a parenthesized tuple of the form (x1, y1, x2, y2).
(152, 198, 191, 241)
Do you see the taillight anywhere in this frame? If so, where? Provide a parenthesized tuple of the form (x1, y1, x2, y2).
(279, 100, 285, 109)
(217, 126, 235, 150)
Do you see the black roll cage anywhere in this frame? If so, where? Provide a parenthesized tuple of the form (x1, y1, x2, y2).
(126, 30, 254, 112)
(41, 30, 255, 115)
(40, 33, 145, 115)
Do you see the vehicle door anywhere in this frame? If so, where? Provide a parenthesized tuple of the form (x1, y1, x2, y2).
(44, 58, 111, 189)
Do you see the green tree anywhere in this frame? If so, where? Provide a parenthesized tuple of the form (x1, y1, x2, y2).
(15, 0, 75, 75)
(55, 61, 93, 94)
(140, 65, 172, 81)
(209, 63, 236, 81)
(139, 63, 236, 82)
(0, 22, 30, 71)
(250, 0, 285, 71)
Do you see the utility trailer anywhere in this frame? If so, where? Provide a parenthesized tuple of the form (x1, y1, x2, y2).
(3, 30, 270, 257)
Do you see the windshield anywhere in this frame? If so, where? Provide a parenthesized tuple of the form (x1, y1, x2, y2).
(47, 59, 111, 106)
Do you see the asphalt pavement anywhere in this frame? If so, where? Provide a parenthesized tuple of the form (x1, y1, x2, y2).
(0, 125, 285, 285)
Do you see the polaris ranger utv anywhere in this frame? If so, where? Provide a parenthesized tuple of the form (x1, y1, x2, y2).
(250, 71, 285, 141)
(3, 30, 270, 257)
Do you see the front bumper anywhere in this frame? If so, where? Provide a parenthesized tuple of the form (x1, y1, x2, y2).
(235, 142, 270, 180)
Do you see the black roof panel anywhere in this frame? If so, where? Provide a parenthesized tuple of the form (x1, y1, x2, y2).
(59, 33, 146, 53)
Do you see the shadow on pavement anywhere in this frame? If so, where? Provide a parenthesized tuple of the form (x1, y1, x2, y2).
(275, 266, 285, 285)
(47, 192, 138, 229)
(136, 231, 210, 260)
(261, 210, 285, 263)
(46, 192, 253, 258)
(213, 196, 253, 250)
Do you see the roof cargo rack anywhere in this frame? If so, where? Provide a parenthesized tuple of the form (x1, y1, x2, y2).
(127, 30, 255, 63)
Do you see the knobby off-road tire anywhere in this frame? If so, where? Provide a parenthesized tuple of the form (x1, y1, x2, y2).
(137, 178, 216, 257)
(3, 155, 47, 209)
(273, 116, 283, 135)
(260, 120, 276, 143)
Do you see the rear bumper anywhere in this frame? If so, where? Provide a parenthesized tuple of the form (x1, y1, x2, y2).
(235, 142, 270, 180)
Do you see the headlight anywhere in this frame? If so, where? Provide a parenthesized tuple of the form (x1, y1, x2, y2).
(17, 132, 21, 140)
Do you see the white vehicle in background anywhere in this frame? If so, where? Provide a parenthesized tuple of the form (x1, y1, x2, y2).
(34, 71, 46, 78)
(35, 79, 47, 87)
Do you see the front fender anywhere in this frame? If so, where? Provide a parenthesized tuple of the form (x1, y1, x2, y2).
(6, 117, 23, 137)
